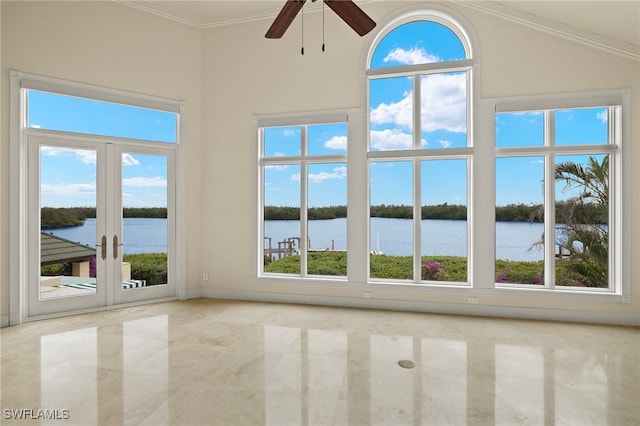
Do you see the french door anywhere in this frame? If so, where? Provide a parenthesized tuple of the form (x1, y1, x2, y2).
(28, 134, 176, 317)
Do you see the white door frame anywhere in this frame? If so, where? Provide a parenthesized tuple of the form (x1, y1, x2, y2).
(112, 143, 178, 305)
(9, 71, 186, 324)
(28, 135, 108, 317)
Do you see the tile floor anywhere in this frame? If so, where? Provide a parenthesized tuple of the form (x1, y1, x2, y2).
(1, 299, 639, 425)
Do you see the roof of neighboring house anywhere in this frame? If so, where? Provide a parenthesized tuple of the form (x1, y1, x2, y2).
(40, 232, 96, 265)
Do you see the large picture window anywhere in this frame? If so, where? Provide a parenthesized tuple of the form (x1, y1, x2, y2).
(495, 106, 620, 291)
(255, 7, 629, 304)
(259, 118, 348, 278)
(367, 15, 473, 285)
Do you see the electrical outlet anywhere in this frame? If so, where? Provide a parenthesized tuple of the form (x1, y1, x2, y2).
(203, 272, 209, 281)
(362, 291, 372, 299)
(468, 297, 479, 304)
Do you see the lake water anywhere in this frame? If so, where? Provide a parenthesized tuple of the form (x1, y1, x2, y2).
(43, 218, 168, 255)
(266, 218, 544, 261)
(45, 217, 545, 261)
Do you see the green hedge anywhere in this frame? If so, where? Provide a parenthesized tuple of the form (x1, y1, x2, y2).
(123, 253, 167, 286)
(265, 252, 549, 285)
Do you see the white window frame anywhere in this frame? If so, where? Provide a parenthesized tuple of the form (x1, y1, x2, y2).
(252, 6, 630, 305)
(487, 90, 631, 299)
(365, 7, 476, 286)
(255, 110, 360, 285)
(9, 71, 188, 325)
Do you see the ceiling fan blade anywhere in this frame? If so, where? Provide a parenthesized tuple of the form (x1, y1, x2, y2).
(265, 0, 306, 39)
(324, 0, 376, 36)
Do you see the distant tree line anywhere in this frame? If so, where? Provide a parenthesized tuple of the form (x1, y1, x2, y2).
(41, 207, 94, 228)
(41, 207, 167, 228)
(264, 202, 606, 223)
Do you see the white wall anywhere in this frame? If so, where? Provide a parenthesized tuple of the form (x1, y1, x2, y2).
(200, 1, 640, 324)
(0, 1, 204, 318)
(1, 1, 638, 324)
(0, 1, 3, 325)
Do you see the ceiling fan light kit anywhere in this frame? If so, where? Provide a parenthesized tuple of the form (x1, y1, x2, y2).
(265, 0, 376, 54)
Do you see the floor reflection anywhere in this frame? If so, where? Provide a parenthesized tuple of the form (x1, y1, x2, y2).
(0, 299, 638, 425)
(41, 328, 98, 424)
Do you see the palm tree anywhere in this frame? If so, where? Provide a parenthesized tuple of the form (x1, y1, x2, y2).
(555, 155, 609, 287)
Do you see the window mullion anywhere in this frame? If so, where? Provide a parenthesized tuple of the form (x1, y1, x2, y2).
(545, 111, 556, 289)
(413, 74, 421, 150)
(611, 106, 620, 292)
(300, 127, 308, 277)
(414, 159, 422, 283)
(413, 74, 422, 283)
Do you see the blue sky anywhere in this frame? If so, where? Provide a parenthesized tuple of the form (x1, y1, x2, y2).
(33, 22, 607, 210)
(264, 21, 608, 208)
(30, 91, 174, 208)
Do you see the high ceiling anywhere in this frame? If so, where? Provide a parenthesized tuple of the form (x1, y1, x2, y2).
(119, 1, 639, 61)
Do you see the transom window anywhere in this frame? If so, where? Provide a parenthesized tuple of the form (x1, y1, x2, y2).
(27, 90, 178, 143)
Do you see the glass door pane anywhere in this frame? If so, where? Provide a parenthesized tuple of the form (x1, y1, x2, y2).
(29, 138, 176, 315)
(118, 150, 173, 302)
(39, 145, 99, 300)
(369, 161, 413, 280)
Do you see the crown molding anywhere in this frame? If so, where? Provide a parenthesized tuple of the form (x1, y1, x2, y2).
(458, 1, 639, 62)
(115, 0, 208, 28)
(117, 0, 330, 30)
(117, 0, 639, 62)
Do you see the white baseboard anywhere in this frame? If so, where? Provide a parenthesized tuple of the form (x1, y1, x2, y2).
(1, 314, 9, 328)
(200, 288, 640, 326)
(186, 288, 203, 299)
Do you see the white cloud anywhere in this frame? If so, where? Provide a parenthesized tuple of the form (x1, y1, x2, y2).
(291, 166, 347, 183)
(324, 135, 347, 150)
(40, 147, 139, 166)
(122, 153, 140, 166)
(31, 124, 42, 129)
(439, 140, 452, 148)
(370, 95, 413, 128)
(41, 146, 97, 164)
(596, 110, 607, 122)
(77, 150, 96, 164)
(122, 176, 167, 188)
(41, 182, 96, 197)
(420, 73, 467, 133)
(370, 129, 413, 151)
(370, 73, 467, 134)
(265, 164, 289, 171)
(308, 166, 347, 183)
(384, 47, 440, 65)
(283, 129, 297, 137)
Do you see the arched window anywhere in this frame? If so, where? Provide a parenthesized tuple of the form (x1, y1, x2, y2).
(365, 8, 476, 284)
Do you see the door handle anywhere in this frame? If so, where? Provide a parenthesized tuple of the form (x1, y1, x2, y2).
(96, 235, 107, 260)
(113, 235, 124, 259)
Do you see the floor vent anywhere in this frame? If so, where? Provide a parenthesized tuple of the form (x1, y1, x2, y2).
(398, 359, 415, 369)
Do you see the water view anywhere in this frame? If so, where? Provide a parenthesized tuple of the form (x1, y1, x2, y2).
(44, 218, 168, 255)
(267, 218, 544, 261)
(47, 217, 544, 261)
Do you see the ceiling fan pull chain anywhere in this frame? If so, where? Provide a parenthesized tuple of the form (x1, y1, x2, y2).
(322, 1, 326, 52)
(301, 5, 305, 55)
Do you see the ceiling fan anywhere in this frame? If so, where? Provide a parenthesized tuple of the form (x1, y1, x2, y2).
(265, 0, 376, 39)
